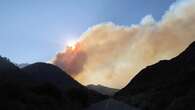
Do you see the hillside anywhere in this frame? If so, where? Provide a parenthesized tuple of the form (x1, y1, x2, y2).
(115, 41, 195, 110)
(0, 57, 107, 110)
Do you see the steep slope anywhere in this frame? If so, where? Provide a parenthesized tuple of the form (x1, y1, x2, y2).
(115, 41, 195, 110)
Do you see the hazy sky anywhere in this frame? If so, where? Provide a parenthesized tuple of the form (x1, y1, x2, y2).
(0, 0, 175, 63)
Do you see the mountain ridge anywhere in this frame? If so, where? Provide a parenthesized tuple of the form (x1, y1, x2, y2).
(115, 41, 195, 110)
(0, 57, 107, 110)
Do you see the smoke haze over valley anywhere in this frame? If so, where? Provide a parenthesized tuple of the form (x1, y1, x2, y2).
(1, 0, 195, 109)
(52, 0, 195, 88)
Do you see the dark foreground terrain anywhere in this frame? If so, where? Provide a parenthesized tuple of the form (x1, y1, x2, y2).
(0, 57, 107, 110)
(1, 41, 195, 110)
(115, 41, 195, 110)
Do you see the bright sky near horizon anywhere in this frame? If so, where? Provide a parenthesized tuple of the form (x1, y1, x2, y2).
(0, 0, 175, 63)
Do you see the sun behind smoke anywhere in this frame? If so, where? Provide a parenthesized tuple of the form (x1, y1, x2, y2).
(52, 0, 195, 89)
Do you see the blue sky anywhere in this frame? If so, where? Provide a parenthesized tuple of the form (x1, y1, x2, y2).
(0, 0, 175, 63)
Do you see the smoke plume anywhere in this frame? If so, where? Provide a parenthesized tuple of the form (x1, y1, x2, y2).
(52, 0, 195, 88)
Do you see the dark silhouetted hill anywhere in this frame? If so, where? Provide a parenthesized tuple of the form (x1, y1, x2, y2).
(115, 41, 195, 110)
(0, 57, 107, 110)
(22, 62, 83, 90)
(0, 56, 31, 81)
(87, 84, 119, 96)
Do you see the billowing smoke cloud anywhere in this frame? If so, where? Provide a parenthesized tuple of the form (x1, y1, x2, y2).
(52, 0, 195, 88)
